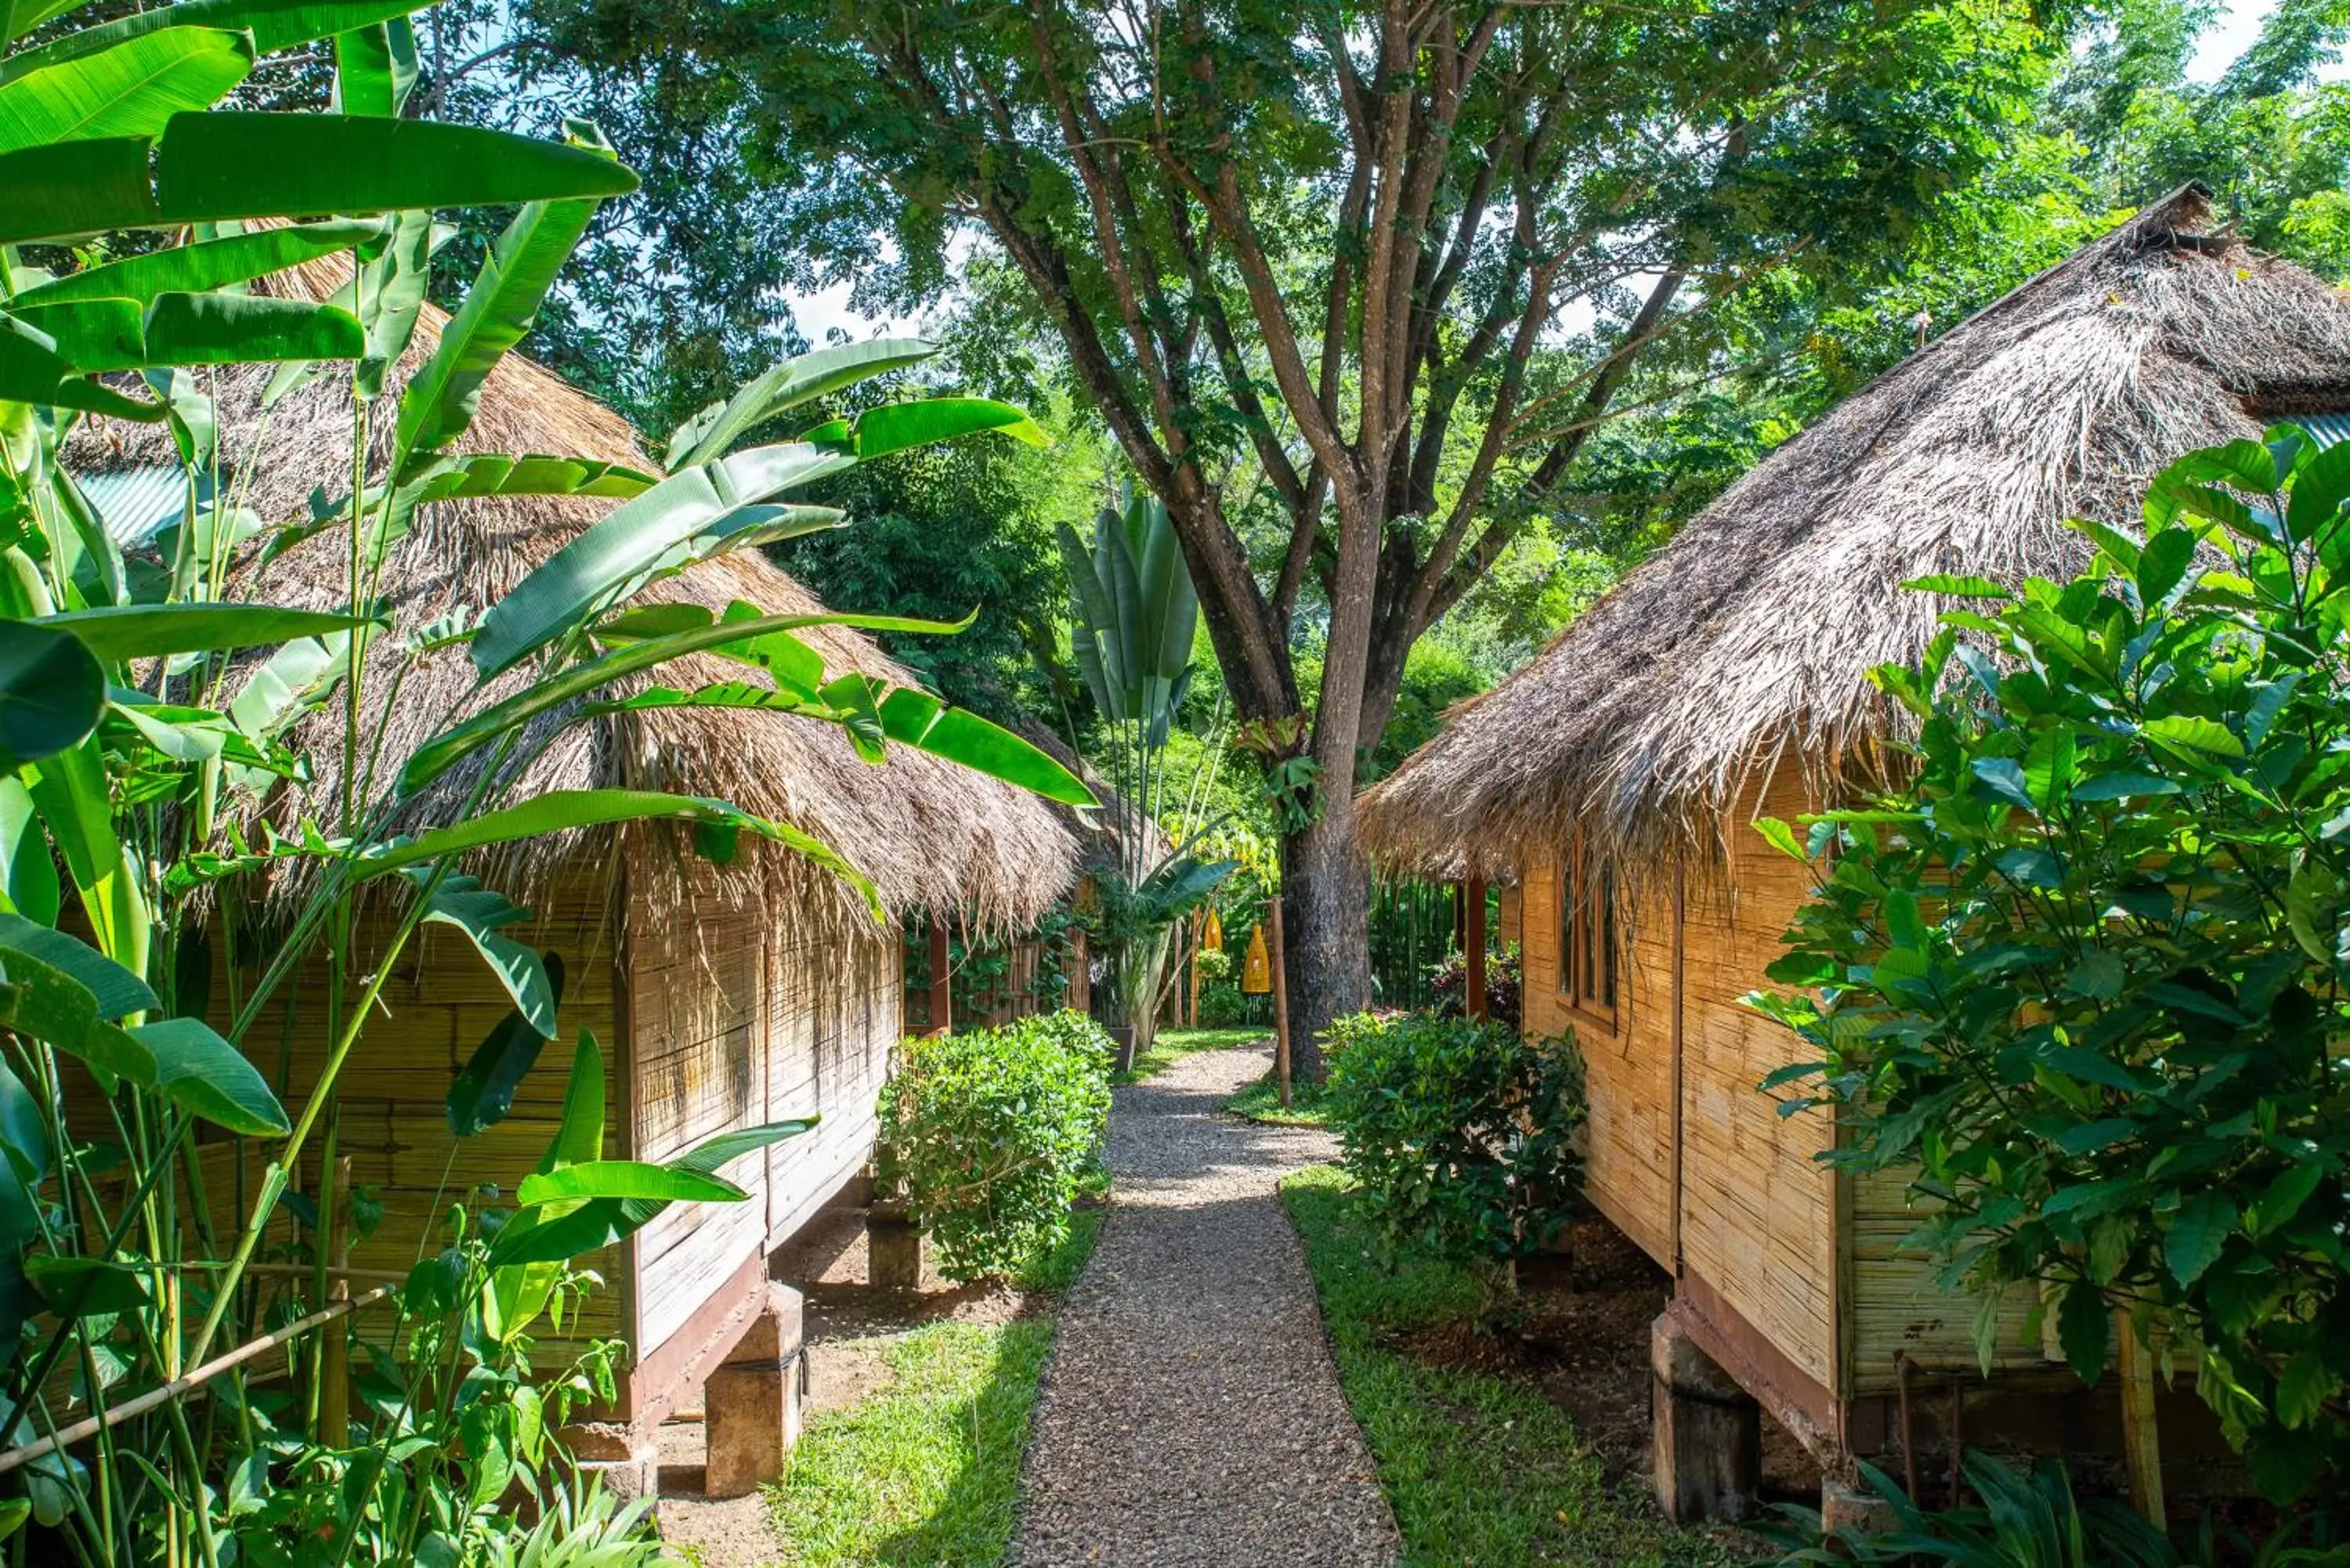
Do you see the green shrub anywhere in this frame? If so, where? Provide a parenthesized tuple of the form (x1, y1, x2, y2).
(880, 1011, 1113, 1281)
(1322, 1010, 1585, 1274)
(1196, 977, 1264, 1027)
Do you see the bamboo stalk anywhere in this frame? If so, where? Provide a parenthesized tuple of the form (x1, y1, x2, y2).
(0, 1284, 395, 1477)
(320, 1154, 352, 1444)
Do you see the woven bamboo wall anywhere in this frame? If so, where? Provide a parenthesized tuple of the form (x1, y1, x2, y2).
(1677, 773, 1840, 1396)
(626, 863, 768, 1358)
(1848, 1172, 2050, 1390)
(624, 858, 900, 1360)
(1520, 859, 1677, 1266)
(765, 923, 895, 1251)
(180, 863, 628, 1357)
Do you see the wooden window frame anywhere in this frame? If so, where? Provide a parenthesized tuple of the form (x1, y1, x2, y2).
(1556, 829, 1622, 1030)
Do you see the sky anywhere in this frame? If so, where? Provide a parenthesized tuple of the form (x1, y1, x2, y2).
(783, 0, 2312, 344)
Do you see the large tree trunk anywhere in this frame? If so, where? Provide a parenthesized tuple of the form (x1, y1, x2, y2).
(1279, 801, 1370, 1082)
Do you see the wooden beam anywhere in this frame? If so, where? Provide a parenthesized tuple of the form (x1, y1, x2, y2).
(1465, 878, 1488, 1020)
(927, 918, 951, 1036)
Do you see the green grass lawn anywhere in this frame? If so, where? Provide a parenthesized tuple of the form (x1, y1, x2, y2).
(1221, 1066, 1332, 1125)
(762, 1209, 1102, 1566)
(1111, 1025, 1265, 1084)
(1282, 1165, 1734, 1568)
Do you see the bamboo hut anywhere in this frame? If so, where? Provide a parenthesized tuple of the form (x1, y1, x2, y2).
(63, 253, 1083, 1494)
(1357, 186, 2350, 1514)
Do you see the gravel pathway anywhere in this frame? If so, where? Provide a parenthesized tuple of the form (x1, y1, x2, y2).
(1010, 1041, 1399, 1567)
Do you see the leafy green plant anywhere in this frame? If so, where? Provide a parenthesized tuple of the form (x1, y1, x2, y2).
(1055, 486, 1234, 1055)
(1768, 1452, 2350, 1568)
(0, 2, 1093, 1559)
(470, 1476, 682, 1568)
(1322, 1010, 1585, 1292)
(1750, 430, 2350, 1501)
(878, 1012, 1112, 1283)
(1767, 1454, 2188, 1568)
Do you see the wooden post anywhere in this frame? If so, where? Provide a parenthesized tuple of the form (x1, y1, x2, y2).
(1271, 900, 1292, 1108)
(320, 1154, 351, 1445)
(1652, 1306, 1762, 1522)
(1465, 877, 1488, 1021)
(1187, 910, 1202, 1028)
(2117, 1309, 2166, 1527)
(927, 917, 951, 1036)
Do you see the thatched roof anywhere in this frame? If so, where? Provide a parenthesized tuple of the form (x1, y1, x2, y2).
(1358, 186, 2350, 882)
(63, 251, 1082, 934)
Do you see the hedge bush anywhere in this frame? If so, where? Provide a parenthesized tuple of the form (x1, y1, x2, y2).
(1323, 1010, 1585, 1274)
(879, 1011, 1113, 1281)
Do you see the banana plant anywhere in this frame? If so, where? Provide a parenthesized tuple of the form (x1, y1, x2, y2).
(482, 1030, 813, 1341)
(1054, 486, 1231, 1055)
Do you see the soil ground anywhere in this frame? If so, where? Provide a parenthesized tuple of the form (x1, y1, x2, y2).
(1393, 1214, 1822, 1505)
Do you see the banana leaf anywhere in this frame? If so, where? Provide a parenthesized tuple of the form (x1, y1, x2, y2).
(663, 338, 937, 471)
(10, 219, 387, 305)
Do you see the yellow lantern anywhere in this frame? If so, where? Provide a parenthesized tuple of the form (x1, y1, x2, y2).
(1202, 906, 1224, 952)
(1241, 923, 1271, 993)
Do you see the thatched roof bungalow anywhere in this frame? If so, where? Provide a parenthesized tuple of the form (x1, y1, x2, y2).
(1358, 186, 2350, 1511)
(64, 251, 1083, 1493)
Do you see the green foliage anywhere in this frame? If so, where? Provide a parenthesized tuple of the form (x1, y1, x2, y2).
(1195, 976, 1262, 1030)
(1750, 432, 2350, 1501)
(1323, 1011, 1585, 1274)
(470, 1477, 683, 1568)
(776, 428, 1077, 724)
(880, 1013, 1112, 1283)
(1768, 1454, 2192, 1568)
(1769, 1451, 2350, 1567)
(1054, 486, 1233, 1050)
(1430, 944, 1524, 1033)
(1283, 1166, 1730, 1568)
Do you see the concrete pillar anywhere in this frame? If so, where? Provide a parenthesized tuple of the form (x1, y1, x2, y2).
(868, 1200, 926, 1291)
(1652, 1310, 1762, 1523)
(1821, 1476, 1901, 1539)
(565, 1421, 659, 1503)
(703, 1284, 807, 1499)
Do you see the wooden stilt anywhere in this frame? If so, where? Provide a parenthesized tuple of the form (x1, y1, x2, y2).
(2117, 1308, 2166, 1528)
(1187, 910, 1202, 1027)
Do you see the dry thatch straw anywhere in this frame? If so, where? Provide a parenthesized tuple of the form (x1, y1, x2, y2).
(1358, 185, 2350, 885)
(63, 247, 1082, 937)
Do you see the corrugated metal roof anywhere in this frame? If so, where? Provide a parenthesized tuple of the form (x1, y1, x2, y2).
(74, 467, 193, 548)
(2290, 412, 2350, 450)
